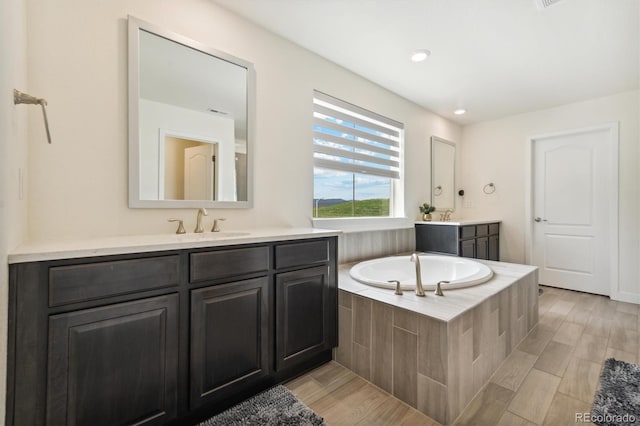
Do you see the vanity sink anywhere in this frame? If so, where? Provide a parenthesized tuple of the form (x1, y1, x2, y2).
(174, 232, 251, 241)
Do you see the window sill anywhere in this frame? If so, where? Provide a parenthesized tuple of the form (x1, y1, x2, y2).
(312, 217, 413, 233)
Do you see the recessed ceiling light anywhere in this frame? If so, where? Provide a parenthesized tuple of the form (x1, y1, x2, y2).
(411, 49, 431, 62)
(454, 109, 466, 115)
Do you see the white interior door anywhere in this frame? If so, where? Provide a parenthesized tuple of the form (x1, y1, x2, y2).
(531, 127, 615, 296)
(184, 144, 214, 200)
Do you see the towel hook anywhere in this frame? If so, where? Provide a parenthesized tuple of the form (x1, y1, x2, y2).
(483, 182, 496, 194)
(14, 89, 52, 144)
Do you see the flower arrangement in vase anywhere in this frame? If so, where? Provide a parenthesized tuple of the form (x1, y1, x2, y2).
(419, 203, 436, 221)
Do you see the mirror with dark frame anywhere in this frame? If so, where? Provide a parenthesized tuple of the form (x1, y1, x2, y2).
(128, 16, 254, 208)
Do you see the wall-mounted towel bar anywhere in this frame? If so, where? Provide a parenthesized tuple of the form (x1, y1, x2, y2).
(14, 89, 52, 144)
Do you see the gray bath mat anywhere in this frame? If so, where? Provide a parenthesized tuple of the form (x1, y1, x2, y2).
(591, 358, 640, 426)
(198, 385, 327, 426)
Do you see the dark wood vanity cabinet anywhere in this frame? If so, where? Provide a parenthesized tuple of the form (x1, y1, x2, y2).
(274, 239, 337, 372)
(47, 294, 179, 426)
(189, 277, 270, 410)
(275, 266, 332, 370)
(415, 222, 500, 261)
(7, 236, 338, 426)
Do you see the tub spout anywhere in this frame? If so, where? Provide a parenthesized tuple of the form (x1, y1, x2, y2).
(410, 253, 426, 297)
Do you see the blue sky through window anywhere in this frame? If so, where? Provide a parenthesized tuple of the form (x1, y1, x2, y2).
(313, 169, 390, 200)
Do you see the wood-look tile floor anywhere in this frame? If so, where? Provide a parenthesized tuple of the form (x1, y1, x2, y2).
(286, 286, 640, 425)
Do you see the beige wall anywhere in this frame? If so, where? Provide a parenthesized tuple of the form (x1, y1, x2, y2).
(1, 0, 30, 421)
(459, 90, 640, 303)
(25, 0, 460, 241)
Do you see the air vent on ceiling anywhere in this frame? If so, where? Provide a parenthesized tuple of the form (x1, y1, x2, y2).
(534, 0, 565, 9)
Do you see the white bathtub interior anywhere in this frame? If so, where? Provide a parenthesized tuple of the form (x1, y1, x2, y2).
(349, 254, 493, 290)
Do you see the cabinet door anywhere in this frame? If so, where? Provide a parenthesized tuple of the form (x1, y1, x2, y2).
(190, 277, 269, 409)
(489, 234, 500, 261)
(476, 237, 489, 260)
(47, 294, 179, 426)
(415, 225, 458, 255)
(275, 266, 332, 371)
(460, 239, 476, 258)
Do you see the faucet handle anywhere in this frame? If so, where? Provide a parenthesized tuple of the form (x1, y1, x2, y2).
(388, 280, 403, 295)
(435, 280, 450, 296)
(168, 218, 186, 234)
(211, 218, 226, 232)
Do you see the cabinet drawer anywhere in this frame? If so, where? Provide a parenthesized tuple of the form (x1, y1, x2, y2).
(476, 225, 489, 236)
(190, 246, 269, 283)
(460, 226, 476, 239)
(489, 223, 500, 235)
(275, 240, 329, 269)
(49, 256, 180, 307)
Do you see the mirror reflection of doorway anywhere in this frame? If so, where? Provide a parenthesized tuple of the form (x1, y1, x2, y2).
(184, 143, 216, 200)
(162, 135, 218, 200)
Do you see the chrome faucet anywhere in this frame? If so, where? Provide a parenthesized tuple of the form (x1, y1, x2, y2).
(195, 208, 208, 233)
(410, 253, 426, 297)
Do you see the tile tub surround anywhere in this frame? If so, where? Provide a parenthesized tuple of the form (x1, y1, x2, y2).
(336, 260, 538, 424)
(337, 228, 415, 264)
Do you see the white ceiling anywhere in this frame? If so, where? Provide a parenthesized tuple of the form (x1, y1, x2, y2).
(212, 0, 639, 124)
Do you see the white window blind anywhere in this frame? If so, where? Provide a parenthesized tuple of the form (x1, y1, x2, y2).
(313, 91, 403, 179)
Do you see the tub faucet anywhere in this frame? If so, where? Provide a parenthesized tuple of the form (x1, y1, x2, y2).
(435, 280, 449, 296)
(388, 280, 403, 295)
(195, 208, 208, 233)
(410, 253, 426, 297)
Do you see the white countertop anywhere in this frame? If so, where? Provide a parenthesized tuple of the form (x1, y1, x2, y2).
(415, 219, 502, 226)
(8, 228, 341, 264)
(339, 257, 536, 322)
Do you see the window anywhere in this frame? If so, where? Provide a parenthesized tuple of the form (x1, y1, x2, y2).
(312, 91, 403, 218)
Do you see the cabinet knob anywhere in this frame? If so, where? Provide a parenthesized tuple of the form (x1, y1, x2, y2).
(533, 217, 547, 223)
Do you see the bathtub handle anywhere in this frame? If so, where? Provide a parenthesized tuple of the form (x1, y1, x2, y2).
(435, 280, 450, 296)
(388, 280, 403, 295)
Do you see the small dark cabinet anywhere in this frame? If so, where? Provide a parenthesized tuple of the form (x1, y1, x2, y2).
(416, 222, 500, 261)
(47, 294, 179, 426)
(460, 238, 476, 258)
(476, 237, 489, 260)
(489, 234, 499, 261)
(275, 266, 333, 371)
(190, 277, 269, 409)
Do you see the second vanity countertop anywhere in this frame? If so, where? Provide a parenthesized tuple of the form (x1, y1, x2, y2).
(8, 228, 341, 264)
(415, 219, 501, 226)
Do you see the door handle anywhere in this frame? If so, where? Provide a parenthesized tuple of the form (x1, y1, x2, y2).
(534, 217, 547, 222)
